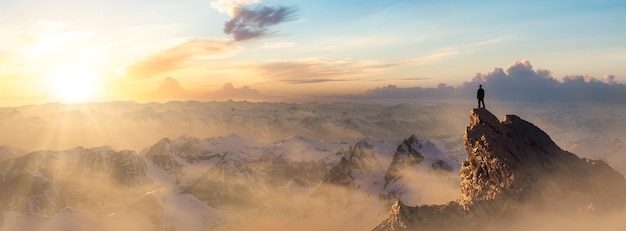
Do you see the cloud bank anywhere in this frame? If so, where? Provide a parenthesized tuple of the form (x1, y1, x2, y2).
(204, 82, 266, 100)
(141, 78, 271, 102)
(127, 56, 625, 104)
(151, 77, 192, 101)
(213, 0, 298, 41)
(349, 60, 626, 104)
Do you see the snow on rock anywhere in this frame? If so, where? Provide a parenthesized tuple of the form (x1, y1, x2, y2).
(314, 135, 459, 213)
(0, 125, 463, 231)
(379, 135, 459, 205)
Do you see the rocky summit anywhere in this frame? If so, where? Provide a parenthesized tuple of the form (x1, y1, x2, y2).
(374, 108, 626, 231)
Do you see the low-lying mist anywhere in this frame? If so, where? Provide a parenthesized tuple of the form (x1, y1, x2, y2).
(484, 208, 626, 231)
(0, 101, 469, 153)
(0, 136, 462, 231)
(0, 101, 625, 230)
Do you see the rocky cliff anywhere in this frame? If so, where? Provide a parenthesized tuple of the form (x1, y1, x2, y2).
(374, 108, 626, 231)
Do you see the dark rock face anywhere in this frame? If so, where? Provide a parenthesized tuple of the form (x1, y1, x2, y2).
(461, 109, 626, 211)
(311, 140, 384, 205)
(374, 108, 626, 231)
(384, 135, 425, 189)
(374, 201, 466, 231)
(323, 140, 379, 187)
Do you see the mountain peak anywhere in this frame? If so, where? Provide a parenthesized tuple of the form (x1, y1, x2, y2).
(354, 140, 374, 149)
(461, 108, 626, 208)
(468, 108, 499, 128)
(224, 133, 243, 141)
(374, 108, 626, 231)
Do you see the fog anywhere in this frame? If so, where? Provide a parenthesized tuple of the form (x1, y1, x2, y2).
(0, 101, 625, 230)
(0, 101, 468, 153)
(482, 209, 626, 231)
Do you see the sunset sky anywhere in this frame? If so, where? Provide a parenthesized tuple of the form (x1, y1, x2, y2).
(0, 0, 625, 106)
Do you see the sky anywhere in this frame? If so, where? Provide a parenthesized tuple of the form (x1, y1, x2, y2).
(0, 0, 625, 106)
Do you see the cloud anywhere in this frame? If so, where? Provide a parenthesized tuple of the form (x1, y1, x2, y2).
(463, 59, 626, 102)
(343, 60, 626, 103)
(215, 1, 299, 41)
(564, 74, 618, 85)
(280, 79, 356, 84)
(371, 78, 430, 82)
(603, 75, 618, 85)
(254, 59, 370, 83)
(396, 49, 460, 66)
(254, 57, 438, 87)
(204, 82, 267, 101)
(141, 79, 271, 102)
(211, 0, 260, 16)
(136, 77, 192, 102)
(124, 39, 240, 79)
(153, 77, 192, 101)
(464, 60, 563, 101)
(371, 49, 461, 69)
(355, 84, 456, 100)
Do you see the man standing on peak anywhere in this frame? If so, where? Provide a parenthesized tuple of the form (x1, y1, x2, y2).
(477, 85, 485, 108)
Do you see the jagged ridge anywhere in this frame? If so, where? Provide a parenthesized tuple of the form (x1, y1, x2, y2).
(374, 108, 626, 231)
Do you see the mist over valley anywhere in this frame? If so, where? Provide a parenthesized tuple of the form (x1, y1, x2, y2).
(0, 101, 624, 230)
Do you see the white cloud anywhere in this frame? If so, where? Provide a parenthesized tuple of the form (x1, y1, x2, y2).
(211, 0, 260, 16)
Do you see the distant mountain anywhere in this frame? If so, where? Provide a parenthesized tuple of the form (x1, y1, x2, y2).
(0, 101, 468, 153)
(381, 135, 458, 203)
(311, 135, 459, 227)
(374, 108, 626, 231)
(0, 147, 153, 217)
(0, 131, 459, 230)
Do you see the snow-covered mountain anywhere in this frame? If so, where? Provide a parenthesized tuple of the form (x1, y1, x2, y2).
(0, 146, 153, 218)
(0, 101, 625, 230)
(0, 132, 458, 231)
(380, 135, 459, 205)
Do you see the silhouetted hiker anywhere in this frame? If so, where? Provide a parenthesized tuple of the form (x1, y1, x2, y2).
(477, 85, 485, 108)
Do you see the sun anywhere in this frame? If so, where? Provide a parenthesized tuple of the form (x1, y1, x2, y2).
(46, 65, 100, 103)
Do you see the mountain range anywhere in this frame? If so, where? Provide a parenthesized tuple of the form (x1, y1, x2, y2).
(0, 131, 458, 230)
(0, 102, 624, 230)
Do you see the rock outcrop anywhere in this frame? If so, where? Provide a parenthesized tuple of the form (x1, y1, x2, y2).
(374, 108, 626, 231)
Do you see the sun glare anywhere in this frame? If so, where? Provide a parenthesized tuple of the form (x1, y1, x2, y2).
(47, 65, 100, 103)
